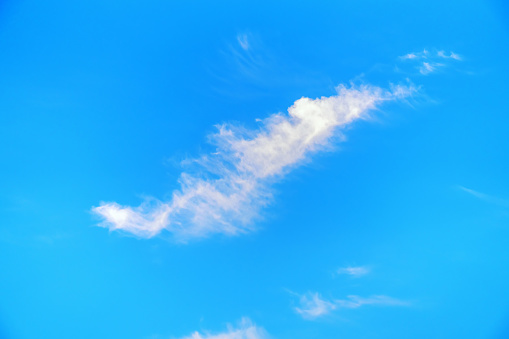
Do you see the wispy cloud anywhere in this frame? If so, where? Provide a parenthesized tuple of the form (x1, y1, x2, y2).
(222, 32, 267, 82)
(419, 62, 444, 75)
(293, 292, 409, 320)
(237, 33, 250, 51)
(400, 52, 418, 60)
(458, 186, 509, 208)
(335, 295, 409, 309)
(399, 48, 461, 75)
(294, 292, 337, 320)
(208, 33, 331, 99)
(399, 49, 431, 60)
(337, 266, 370, 277)
(437, 50, 461, 60)
(178, 318, 269, 339)
(92, 84, 415, 241)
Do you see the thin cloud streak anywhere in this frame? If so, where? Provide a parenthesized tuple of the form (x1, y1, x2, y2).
(337, 266, 370, 277)
(334, 295, 410, 309)
(93, 84, 415, 241)
(294, 292, 409, 320)
(458, 186, 509, 208)
(237, 33, 250, 51)
(178, 318, 269, 339)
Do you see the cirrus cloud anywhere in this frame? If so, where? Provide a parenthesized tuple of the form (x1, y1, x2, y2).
(399, 48, 461, 75)
(337, 266, 370, 277)
(293, 291, 410, 320)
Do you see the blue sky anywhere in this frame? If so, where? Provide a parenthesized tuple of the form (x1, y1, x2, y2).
(1, 0, 509, 338)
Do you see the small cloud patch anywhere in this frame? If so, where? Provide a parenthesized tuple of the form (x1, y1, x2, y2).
(178, 318, 269, 339)
(294, 292, 337, 320)
(398, 48, 461, 75)
(237, 33, 250, 51)
(337, 266, 370, 277)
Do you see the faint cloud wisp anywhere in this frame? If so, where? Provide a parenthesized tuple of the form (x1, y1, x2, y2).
(237, 33, 250, 51)
(335, 295, 409, 309)
(294, 292, 337, 320)
(178, 318, 269, 339)
(337, 266, 370, 277)
(419, 61, 444, 75)
(293, 292, 409, 320)
(458, 185, 509, 208)
(399, 48, 461, 75)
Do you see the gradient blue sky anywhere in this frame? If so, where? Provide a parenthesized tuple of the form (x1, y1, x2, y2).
(1, 1, 509, 338)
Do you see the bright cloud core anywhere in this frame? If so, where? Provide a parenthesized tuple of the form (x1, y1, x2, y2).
(92, 84, 414, 241)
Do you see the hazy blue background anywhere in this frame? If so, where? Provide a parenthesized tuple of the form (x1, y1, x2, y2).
(1, 0, 509, 338)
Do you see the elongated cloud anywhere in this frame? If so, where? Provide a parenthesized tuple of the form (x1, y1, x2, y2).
(294, 292, 409, 320)
(334, 295, 409, 309)
(337, 266, 370, 277)
(399, 49, 461, 61)
(179, 318, 269, 339)
(92, 84, 414, 241)
(458, 185, 509, 208)
(295, 292, 337, 319)
(237, 33, 250, 51)
(437, 50, 461, 60)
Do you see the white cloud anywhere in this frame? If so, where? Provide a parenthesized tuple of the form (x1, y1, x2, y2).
(399, 49, 461, 75)
(399, 49, 428, 60)
(295, 292, 337, 319)
(178, 318, 269, 339)
(419, 62, 444, 75)
(237, 33, 250, 51)
(458, 185, 509, 208)
(450, 52, 461, 60)
(400, 53, 417, 60)
(294, 292, 409, 320)
(334, 295, 409, 309)
(92, 84, 415, 241)
(337, 266, 370, 277)
(437, 50, 461, 60)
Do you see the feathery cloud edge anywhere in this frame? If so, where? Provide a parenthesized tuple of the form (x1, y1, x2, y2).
(178, 318, 269, 339)
(458, 185, 509, 208)
(295, 292, 409, 320)
(92, 83, 415, 241)
(399, 49, 461, 75)
(337, 266, 370, 277)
